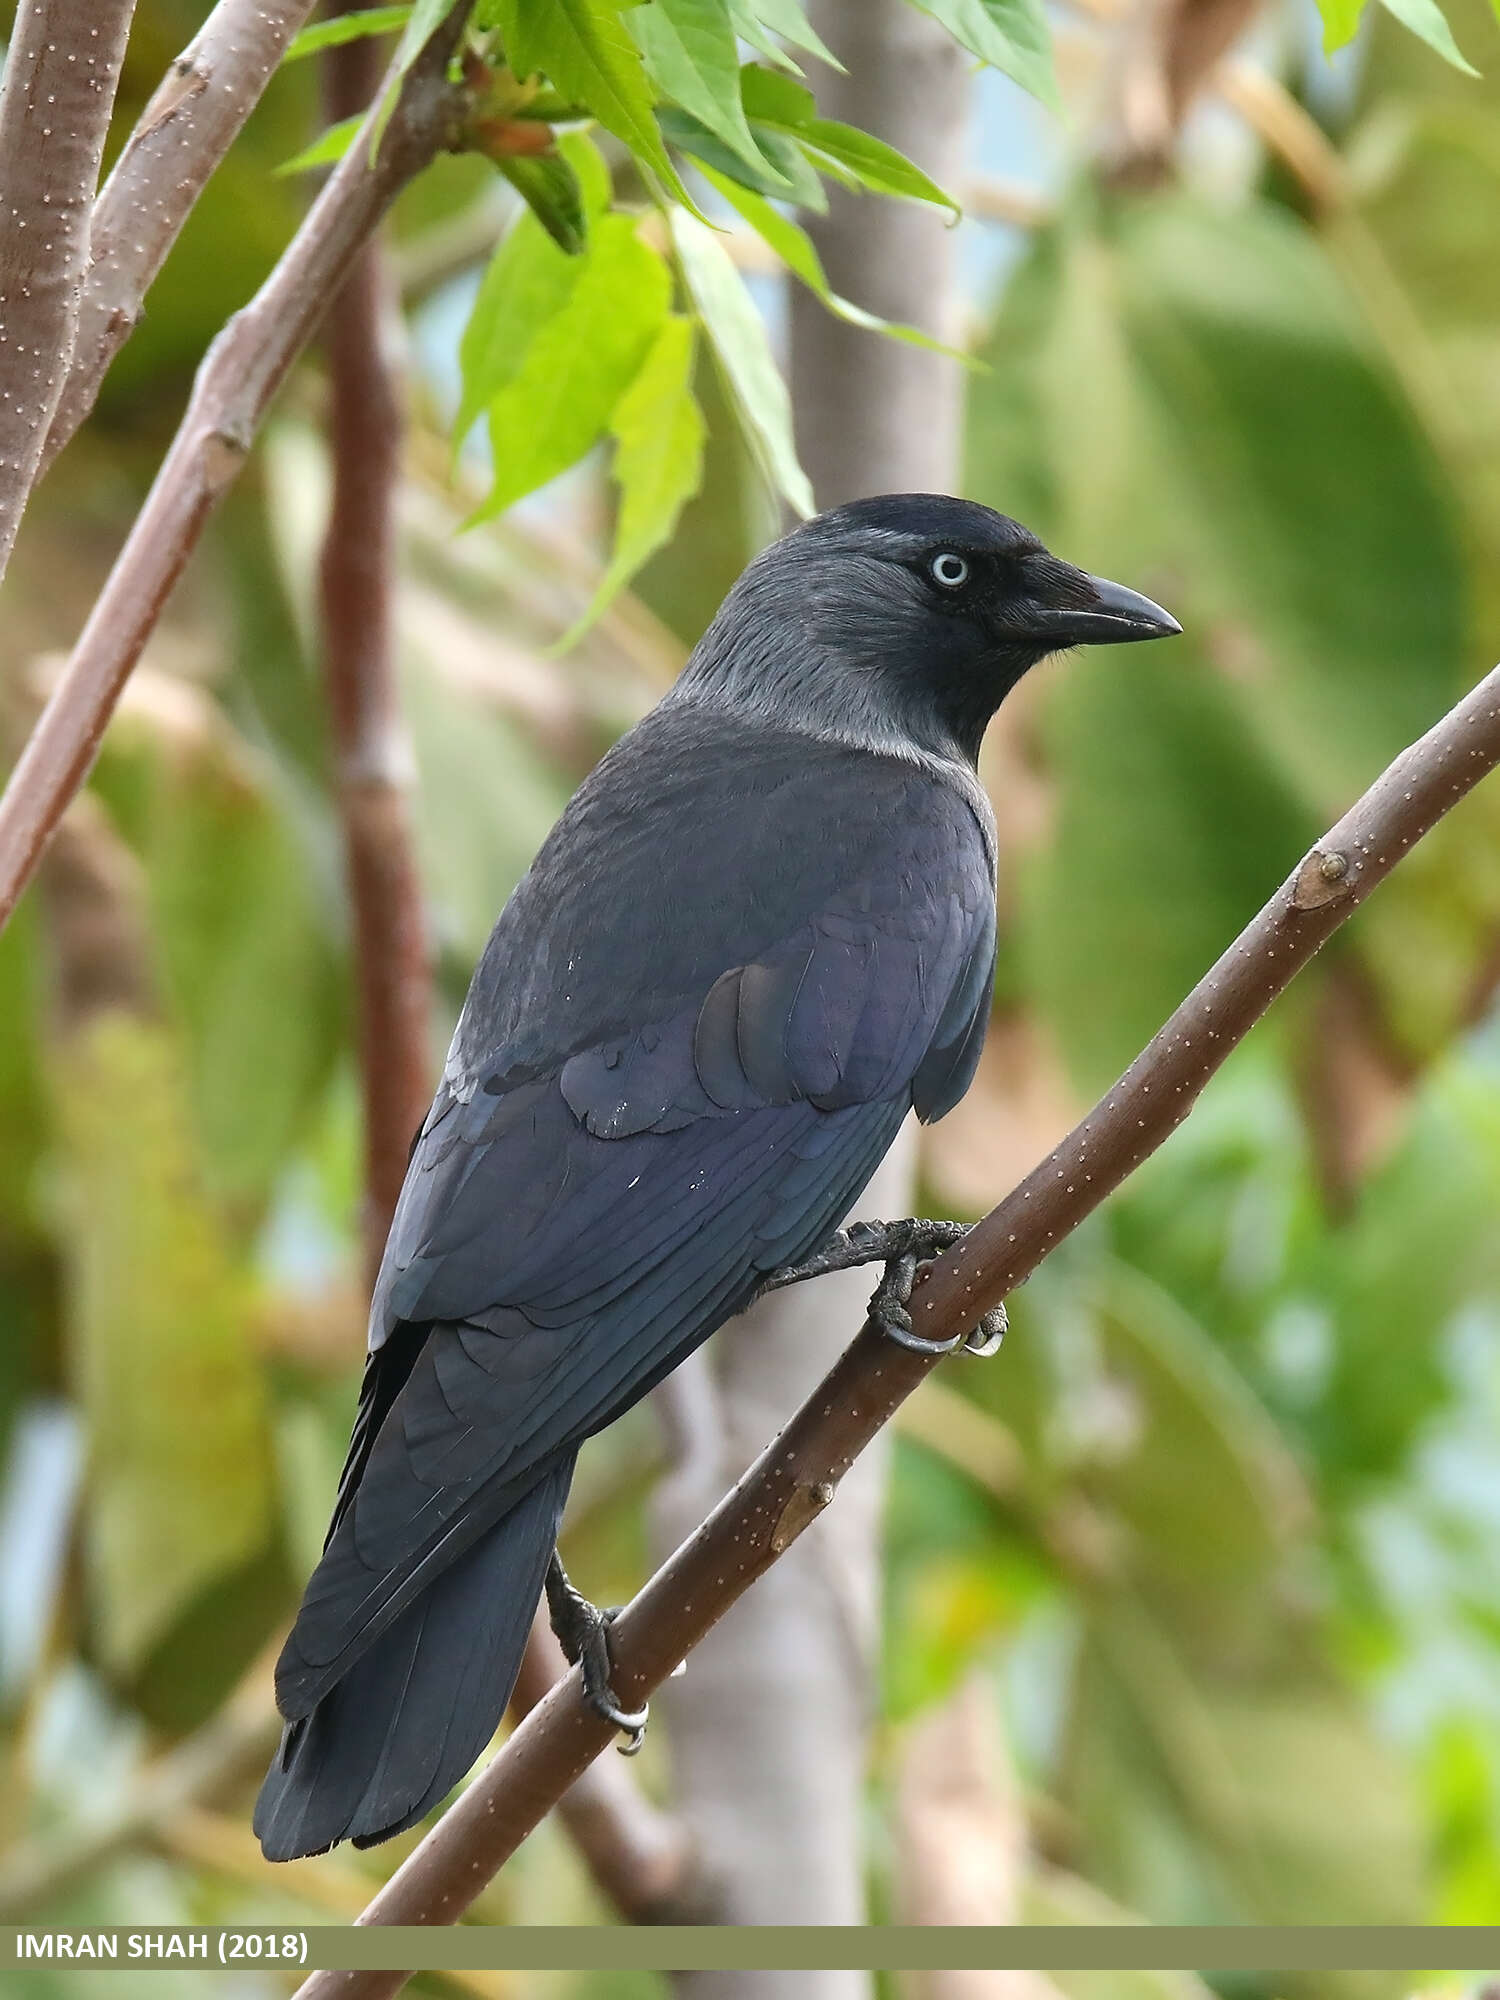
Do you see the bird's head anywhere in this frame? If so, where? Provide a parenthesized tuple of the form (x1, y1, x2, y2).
(676, 493, 1180, 766)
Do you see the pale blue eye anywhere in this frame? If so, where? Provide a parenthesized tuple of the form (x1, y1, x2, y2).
(930, 552, 968, 588)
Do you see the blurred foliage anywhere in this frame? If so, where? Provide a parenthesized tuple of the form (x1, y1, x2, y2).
(5, 0, 1500, 1992)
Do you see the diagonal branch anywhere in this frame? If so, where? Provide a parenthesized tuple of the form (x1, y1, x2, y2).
(38, 0, 320, 481)
(293, 656, 1500, 1999)
(507, 1613, 691, 1922)
(0, 2, 473, 938)
(0, 0, 137, 581)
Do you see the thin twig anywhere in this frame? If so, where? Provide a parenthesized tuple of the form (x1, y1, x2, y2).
(0, 0, 137, 579)
(1212, 58, 1346, 213)
(37, 0, 319, 480)
(317, 4, 432, 1280)
(0, 4, 473, 937)
(288, 662, 1500, 1996)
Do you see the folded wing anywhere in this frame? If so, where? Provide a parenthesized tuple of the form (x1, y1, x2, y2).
(276, 737, 996, 1719)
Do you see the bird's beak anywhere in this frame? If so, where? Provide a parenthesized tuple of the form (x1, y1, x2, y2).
(1030, 573, 1181, 647)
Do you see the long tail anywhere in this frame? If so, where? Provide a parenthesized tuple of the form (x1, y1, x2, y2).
(254, 1458, 573, 1861)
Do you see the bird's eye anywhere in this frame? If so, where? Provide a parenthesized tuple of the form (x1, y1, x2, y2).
(929, 551, 969, 589)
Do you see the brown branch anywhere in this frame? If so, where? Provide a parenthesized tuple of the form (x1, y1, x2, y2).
(317, 6, 432, 1280)
(0, 3, 472, 938)
(292, 657, 1500, 2000)
(38, 0, 319, 481)
(0, 0, 137, 580)
(507, 1612, 691, 1922)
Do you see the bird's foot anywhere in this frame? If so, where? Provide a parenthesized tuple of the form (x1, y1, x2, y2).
(759, 1218, 1006, 1359)
(758, 1216, 967, 1292)
(544, 1552, 648, 1755)
(866, 1248, 1004, 1357)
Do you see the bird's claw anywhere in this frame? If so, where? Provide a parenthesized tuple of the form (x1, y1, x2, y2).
(964, 1304, 1008, 1358)
(760, 1216, 1006, 1361)
(544, 1555, 649, 1755)
(865, 1239, 1008, 1359)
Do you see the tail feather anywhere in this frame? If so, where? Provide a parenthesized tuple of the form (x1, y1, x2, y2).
(254, 1458, 573, 1861)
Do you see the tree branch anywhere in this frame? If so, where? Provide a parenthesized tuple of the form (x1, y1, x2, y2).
(507, 1613, 690, 1923)
(0, 0, 137, 580)
(317, 6, 432, 1283)
(0, 2, 473, 938)
(291, 656, 1500, 1999)
(37, 0, 319, 481)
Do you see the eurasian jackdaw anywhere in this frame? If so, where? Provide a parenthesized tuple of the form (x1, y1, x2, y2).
(254, 492, 1178, 1861)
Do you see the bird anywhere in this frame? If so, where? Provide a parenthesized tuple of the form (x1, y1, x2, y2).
(254, 492, 1179, 1861)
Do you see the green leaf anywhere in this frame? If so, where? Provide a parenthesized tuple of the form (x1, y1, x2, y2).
(1112, 197, 1467, 790)
(659, 104, 811, 203)
(905, 0, 1059, 109)
(393, 0, 457, 76)
(1378, 0, 1479, 71)
(632, 0, 781, 184)
(967, 195, 1473, 1076)
(472, 214, 673, 521)
(670, 205, 815, 516)
(496, 147, 588, 253)
(739, 63, 959, 211)
(729, 0, 806, 70)
(283, 6, 411, 62)
(1022, 647, 1317, 1093)
(739, 61, 818, 124)
(458, 216, 583, 443)
(57, 1016, 278, 1682)
(358, 0, 458, 158)
(141, 775, 343, 1211)
(797, 114, 960, 210)
(744, 122, 829, 207)
(274, 113, 363, 176)
(1091, 1259, 1312, 1641)
(562, 315, 707, 639)
(1067, 1608, 1429, 1934)
(489, 0, 698, 208)
(402, 659, 574, 960)
(730, 0, 843, 69)
(1023, 1867, 1222, 1996)
(698, 159, 959, 353)
(1316, 0, 1368, 51)
(457, 135, 612, 442)
(560, 123, 615, 211)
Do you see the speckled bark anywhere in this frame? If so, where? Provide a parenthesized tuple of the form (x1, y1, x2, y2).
(0, 0, 136, 578)
(39, 0, 317, 480)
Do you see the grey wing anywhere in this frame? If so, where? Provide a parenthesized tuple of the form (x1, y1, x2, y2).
(276, 790, 995, 1718)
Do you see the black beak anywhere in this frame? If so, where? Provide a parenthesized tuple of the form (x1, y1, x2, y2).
(1030, 573, 1181, 647)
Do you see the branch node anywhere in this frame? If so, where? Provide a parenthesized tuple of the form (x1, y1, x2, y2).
(1291, 846, 1354, 910)
(770, 1477, 838, 1553)
(138, 55, 211, 140)
(200, 428, 249, 492)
